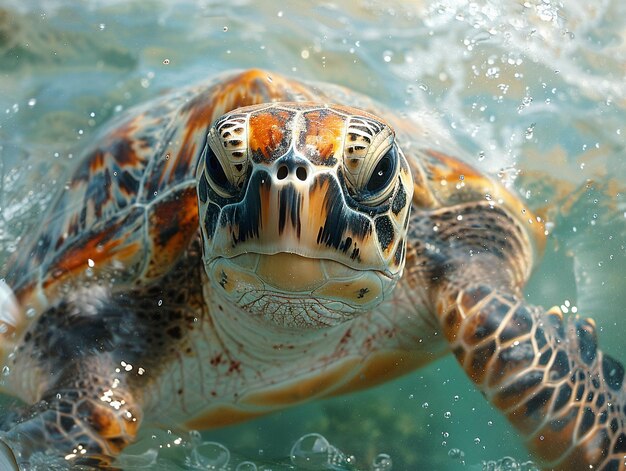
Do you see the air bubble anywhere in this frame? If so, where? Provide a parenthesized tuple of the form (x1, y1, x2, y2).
(482, 456, 539, 471)
(444, 411, 451, 418)
(422, 402, 429, 409)
(223, 26, 228, 32)
(235, 462, 257, 471)
(163, 59, 170, 65)
(290, 433, 330, 469)
(188, 441, 230, 469)
(188, 430, 202, 444)
(372, 453, 393, 470)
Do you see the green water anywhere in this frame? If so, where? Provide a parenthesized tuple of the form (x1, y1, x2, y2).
(0, 1, 625, 469)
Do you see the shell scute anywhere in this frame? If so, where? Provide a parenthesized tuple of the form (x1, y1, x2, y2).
(144, 187, 199, 280)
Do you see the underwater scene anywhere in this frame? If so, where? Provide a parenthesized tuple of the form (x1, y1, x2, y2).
(0, 0, 625, 469)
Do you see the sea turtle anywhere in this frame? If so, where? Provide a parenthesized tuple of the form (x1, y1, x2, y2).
(0, 69, 624, 470)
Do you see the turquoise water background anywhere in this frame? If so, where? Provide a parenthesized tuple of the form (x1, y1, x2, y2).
(0, 1, 625, 469)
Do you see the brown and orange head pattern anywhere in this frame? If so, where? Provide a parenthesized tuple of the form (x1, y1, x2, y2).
(197, 103, 414, 328)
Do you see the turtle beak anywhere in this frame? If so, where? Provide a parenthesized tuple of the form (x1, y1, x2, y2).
(209, 165, 389, 272)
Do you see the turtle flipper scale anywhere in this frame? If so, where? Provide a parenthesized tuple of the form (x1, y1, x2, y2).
(0, 289, 143, 469)
(406, 196, 624, 469)
(438, 284, 626, 470)
(1, 386, 139, 469)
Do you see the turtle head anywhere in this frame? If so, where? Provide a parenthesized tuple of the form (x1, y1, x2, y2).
(196, 103, 413, 329)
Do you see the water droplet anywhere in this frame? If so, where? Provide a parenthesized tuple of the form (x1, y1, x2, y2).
(88, 258, 95, 268)
(290, 433, 330, 469)
(27, 98, 37, 107)
(1, 365, 9, 376)
(444, 411, 451, 419)
(158, 299, 163, 306)
(99, 23, 106, 30)
(26, 307, 36, 318)
(301, 49, 310, 59)
(223, 26, 228, 32)
(422, 402, 429, 409)
(518, 95, 533, 112)
(383, 50, 393, 63)
(478, 151, 485, 161)
(277, 10, 283, 17)
(525, 123, 535, 139)
(474, 437, 481, 445)
(163, 58, 170, 65)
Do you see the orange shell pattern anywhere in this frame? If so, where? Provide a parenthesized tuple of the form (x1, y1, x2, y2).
(3, 68, 541, 356)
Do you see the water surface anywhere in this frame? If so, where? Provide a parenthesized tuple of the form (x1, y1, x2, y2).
(0, 1, 625, 469)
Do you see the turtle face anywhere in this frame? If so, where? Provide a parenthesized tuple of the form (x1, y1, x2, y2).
(197, 102, 413, 329)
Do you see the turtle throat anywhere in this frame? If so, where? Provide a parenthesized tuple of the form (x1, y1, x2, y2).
(205, 252, 394, 330)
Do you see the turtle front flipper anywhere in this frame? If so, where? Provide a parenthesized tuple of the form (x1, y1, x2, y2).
(412, 195, 626, 469)
(0, 289, 144, 469)
(0, 378, 140, 469)
(437, 285, 626, 470)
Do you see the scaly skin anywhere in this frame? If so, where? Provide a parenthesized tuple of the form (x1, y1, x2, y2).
(0, 69, 623, 470)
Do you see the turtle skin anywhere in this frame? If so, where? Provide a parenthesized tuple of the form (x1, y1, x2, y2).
(0, 69, 624, 470)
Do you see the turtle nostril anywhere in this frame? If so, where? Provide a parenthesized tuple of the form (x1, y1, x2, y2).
(296, 166, 308, 181)
(277, 165, 288, 180)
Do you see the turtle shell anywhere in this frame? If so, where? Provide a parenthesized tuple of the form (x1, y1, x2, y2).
(1, 69, 544, 363)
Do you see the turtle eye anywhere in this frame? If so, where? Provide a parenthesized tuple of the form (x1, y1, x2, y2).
(358, 146, 398, 205)
(204, 145, 236, 198)
(365, 149, 395, 194)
